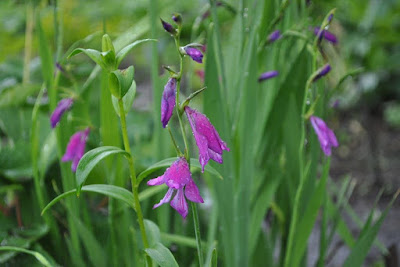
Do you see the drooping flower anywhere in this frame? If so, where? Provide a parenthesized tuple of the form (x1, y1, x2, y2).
(185, 106, 230, 172)
(313, 27, 337, 44)
(310, 116, 338, 156)
(258, 71, 279, 82)
(267, 30, 281, 43)
(313, 64, 331, 82)
(50, 98, 74, 128)
(147, 157, 204, 218)
(161, 78, 177, 128)
(160, 19, 177, 35)
(184, 47, 203, 63)
(62, 128, 90, 172)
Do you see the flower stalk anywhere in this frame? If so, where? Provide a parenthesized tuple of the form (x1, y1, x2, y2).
(118, 99, 151, 265)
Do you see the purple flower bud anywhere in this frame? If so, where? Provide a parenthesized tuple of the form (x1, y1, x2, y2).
(185, 106, 230, 172)
(50, 98, 74, 128)
(258, 71, 279, 82)
(310, 116, 338, 156)
(313, 27, 337, 44)
(161, 78, 177, 128)
(147, 157, 204, 218)
(172, 13, 182, 24)
(327, 14, 334, 23)
(184, 47, 203, 63)
(313, 64, 331, 82)
(267, 30, 281, 43)
(62, 128, 90, 172)
(160, 19, 176, 35)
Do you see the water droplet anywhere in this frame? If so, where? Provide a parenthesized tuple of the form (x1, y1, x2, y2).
(306, 100, 311, 105)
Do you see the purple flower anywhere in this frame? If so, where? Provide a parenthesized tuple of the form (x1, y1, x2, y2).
(50, 98, 74, 128)
(62, 128, 90, 172)
(258, 71, 279, 82)
(267, 30, 281, 43)
(172, 13, 182, 24)
(327, 14, 334, 23)
(184, 47, 203, 63)
(310, 116, 338, 156)
(313, 64, 331, 82)
(161, 78, 177, 128)
(313, 27, 337, 44)
(185, 106, 230, 172)
(160, 19, 176, 35)
(147, 157, 204, 218)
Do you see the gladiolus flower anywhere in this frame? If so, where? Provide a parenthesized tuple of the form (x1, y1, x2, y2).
(267, 30, 281, 43)
(184, 47, 203, 63)
(161, 78, 177, 128)
(310, 116, 338, 156)
(258, 71, 279, 82)
(50, 98, 73, 128)
(185, 106, 229, 172)
(313, 64, 331, 82)
(147, 157, 204, 218)
(62, 128, 90, 172)
(313, 27, 337, 44)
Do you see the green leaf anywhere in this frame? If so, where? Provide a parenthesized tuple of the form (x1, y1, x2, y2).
(144, 219, 161, 247)
(75, 146, 130, 195)
(36, 15, 54, 88)
(68, 48, 107, 70)
(41, 184, 135, 215)
(0, 246, 52, 267)
(343, 190, 399, 267)
(211, 248, 218, 267)
(109, 66, 135, 98)
(112, 79, 137, 116)
(137, 158, 223, 184)
(145, 242, 179, 267)
(116, 39, 157, 67)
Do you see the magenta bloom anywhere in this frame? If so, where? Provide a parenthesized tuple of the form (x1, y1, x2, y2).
(62, 128, 90, 172)
(258, 71, 279, 82)
(310, 116, 338, 156)
(267, 30, 281, 43)
(185, 106, 230, 172)
(161, 78, 177, 128)
(313, 64, 331, 82)
(184, 47, 203, 63)
(313, 27, 337, 44)
(50, 98, 73, 128)
(147, 158, 204, 218)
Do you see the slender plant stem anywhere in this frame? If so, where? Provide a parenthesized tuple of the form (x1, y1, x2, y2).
(23, 1, 34, 84)
(174, 37, 204, 267)
(117, 99, 151, 266)
(167, 126, 183, 156)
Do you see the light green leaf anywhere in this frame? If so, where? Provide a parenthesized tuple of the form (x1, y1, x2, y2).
(0, 246, 52, 267)
(116, 39, 157, 67)
(68, 48, 107, 70)
(144, 219, 161, 247)
(41, 184, 135, 215)
(109, 66, 135, 98)
(112, 80, 137, 116)
(145, 242, 179, 267)
(76, 146, 130, 195)
(137, 158, 223, 184)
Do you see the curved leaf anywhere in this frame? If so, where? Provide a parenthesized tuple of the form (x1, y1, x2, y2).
(68, 48, 107, 69)
(137, 158, 223, 184)
(145, 242, 179, 267)
(41, 184, 135, 215)
(76, 146, 130, 195)
(112, 80, 137, 116)
(116, 39, 157, 67)
(0, 246, 52, 267)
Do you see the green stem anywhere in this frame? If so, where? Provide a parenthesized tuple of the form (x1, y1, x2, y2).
(174, 36, 203, 267)
(167, 126, 183, 156)
(117, 99, 151, 266)
(191, 202, 204, 266)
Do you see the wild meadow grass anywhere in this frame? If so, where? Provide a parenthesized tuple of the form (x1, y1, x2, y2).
(0, 0, 398, 266)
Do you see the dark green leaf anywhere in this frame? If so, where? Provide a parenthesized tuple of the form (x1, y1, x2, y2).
(145, 242, 179, 267)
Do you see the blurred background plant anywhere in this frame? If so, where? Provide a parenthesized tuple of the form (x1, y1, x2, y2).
(0, 0, 399, 266)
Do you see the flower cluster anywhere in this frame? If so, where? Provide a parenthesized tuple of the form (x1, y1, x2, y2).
(148, 15, 229, 218)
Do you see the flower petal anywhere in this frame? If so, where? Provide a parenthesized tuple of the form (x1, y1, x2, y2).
(50, 98, 73, 128)
(161, 78, 177, 128)
(184, 47, 203, 63)
(164, 158, 191, 189)
(185, 179, 204, 203)
(170, 188, 188, 218)
(153, 188, 174, 209)
(147, 175, 165, 186)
